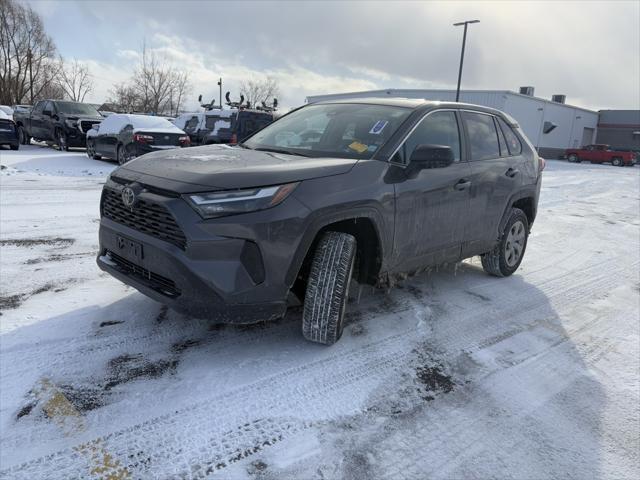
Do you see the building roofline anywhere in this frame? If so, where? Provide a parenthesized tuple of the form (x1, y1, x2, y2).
(306, 88, 597, 114)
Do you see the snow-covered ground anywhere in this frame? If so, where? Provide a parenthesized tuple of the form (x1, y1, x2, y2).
(1, 145, 639, 479)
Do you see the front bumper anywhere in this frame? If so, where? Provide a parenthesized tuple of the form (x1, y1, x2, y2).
(97, 180, 310, 322)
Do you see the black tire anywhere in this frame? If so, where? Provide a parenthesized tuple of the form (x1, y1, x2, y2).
(611, 157, 623, 167)
(116, 144, 132, 165)
(86, 139, 101, 160)
(56, 129, 69, 151)
(481, 208, 529, 277)
(10, 143, 19, 150)
(567, 154, 579, 163)
(302, 231, 357, 345)
(17, 126, 28, 145)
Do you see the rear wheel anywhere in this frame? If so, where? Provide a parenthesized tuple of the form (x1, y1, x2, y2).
(116, 144, 133, 165)
(611, 157, 623, 167)
(567, 154, 579, 163)
(481, 208, 529, 277)
(302, 231, 357, 345)
(18, 126, 29, 145)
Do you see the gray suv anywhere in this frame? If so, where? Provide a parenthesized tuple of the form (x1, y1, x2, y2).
(97, 98, 543, 345)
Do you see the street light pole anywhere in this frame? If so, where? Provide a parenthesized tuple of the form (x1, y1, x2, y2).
(27, 48, 34, 104)
(217, 78, 222, 108)
(453, 19, 479, 102)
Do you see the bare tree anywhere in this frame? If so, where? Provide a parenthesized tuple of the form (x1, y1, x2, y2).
(107, 82, 139, 113)
(108, 46, 191, 115)
(57, 58, 93, 102)
(239, 76, 279, 108)
(0, 0, 60, 105)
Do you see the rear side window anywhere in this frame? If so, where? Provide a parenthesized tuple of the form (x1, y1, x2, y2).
(496, 117, 522, 155)
(462, 111, 500, 161)
(393, 111, 461, 164)
(33, 101, 45, 114)
(495, 118, 509, 157)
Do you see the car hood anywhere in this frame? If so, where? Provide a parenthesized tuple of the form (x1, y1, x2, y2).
(117, 144, 359, 191)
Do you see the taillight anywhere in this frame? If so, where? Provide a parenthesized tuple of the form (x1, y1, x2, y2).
(133, 133, 154, 143)
(179, 135, 190, 145)
(230, 133, 237, 145)
(539, 157, 546, 172)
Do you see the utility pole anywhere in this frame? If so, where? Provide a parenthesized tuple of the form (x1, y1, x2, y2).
(217, 78, 222, 108)
(453, 19, 479, 102)
(27, 48, 34, 104)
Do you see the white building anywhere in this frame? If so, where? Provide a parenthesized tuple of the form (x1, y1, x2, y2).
(306, 88, 599, 158)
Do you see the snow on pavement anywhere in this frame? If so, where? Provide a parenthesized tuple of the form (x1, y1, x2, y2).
(0, 145, 638, 479)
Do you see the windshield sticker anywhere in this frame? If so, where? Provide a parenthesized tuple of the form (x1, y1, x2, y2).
(367, 145, 378, 152)
(348, 141, 369, 154)
(369, 120, 388, 135)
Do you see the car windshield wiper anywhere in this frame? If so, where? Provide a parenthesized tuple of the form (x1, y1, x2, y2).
(253, 147, 311, 157)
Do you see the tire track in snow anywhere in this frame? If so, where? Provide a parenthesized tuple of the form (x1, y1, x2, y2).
(3, 258, 637, 478)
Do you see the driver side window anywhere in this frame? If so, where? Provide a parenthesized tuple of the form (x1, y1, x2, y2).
(393, 111, 461, 164)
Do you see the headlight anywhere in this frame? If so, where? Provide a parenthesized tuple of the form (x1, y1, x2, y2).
(65, 119, 78, 128)
(185, 183, 299, 219)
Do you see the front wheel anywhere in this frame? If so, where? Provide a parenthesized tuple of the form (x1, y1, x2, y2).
(10, 143, 19, 150)
(86, 139, 101, 160)
(567, 154, 580, 163)
(56, 129, 69, 151)
(611, 157, 623, 167)
(481, 208, 529, 277)
(302, 231, 357, 345)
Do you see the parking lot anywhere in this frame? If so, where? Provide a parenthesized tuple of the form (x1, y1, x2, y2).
(1, 145, 639, 479)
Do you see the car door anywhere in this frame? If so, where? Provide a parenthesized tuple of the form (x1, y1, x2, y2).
(30, 101, 45, 138)
(462, 111, 525, 255)
(582, 145, 596, 162)
(391, 110, 471, 271)
(42, 101, 56, 140)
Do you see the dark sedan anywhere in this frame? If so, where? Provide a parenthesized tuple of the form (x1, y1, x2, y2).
(87, 114, 190, 164)
(0, 111, 19, 150)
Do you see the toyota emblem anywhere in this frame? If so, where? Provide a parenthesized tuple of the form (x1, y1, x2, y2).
(121, 187, 136, 208)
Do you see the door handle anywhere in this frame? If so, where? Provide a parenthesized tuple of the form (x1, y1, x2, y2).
(505, 168, 519, 178)
(454, 179, 471, 191)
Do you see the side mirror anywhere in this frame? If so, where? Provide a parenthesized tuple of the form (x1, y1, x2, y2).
(409, 144, 454, 170)
(43, 110, 52, 117)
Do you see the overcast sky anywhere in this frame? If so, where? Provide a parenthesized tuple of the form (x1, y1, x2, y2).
(28, 0, 640, 112)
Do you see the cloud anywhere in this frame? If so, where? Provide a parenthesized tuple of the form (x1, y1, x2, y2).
(26, 0, 640, 111)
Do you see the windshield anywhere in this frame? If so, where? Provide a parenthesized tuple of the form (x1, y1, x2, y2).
(242, 103, 411, 159)
(55, 101, 101, 116)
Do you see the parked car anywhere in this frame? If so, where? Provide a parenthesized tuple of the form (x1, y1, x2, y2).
(97, 98, 543, 345)
(565, 144, 637, 166)
(173, 108, 272, 146)
(173, 110, 231, 145)
(11, 104, 31, 114)
(0, 110, 19, 150)
(206, 109, 274, 144)
(86, 114, 190, 164)
(13, 100, 103, 150)
(0, 105, 14, 120)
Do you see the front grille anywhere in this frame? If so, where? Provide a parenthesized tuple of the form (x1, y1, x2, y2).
(101, 188, 187, 249)
(106, 251, 181, 298)
(79, 120, 101, 133)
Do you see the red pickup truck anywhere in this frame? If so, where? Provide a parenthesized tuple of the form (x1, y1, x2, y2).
(565, 144, 637, 166)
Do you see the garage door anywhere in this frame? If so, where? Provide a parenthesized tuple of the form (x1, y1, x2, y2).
(581, 127, 595, 146)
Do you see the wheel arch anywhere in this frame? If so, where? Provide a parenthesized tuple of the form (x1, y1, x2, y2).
(287, 210, 386, 292)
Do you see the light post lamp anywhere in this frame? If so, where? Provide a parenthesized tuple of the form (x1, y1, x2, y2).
(453, 19, 480, 102)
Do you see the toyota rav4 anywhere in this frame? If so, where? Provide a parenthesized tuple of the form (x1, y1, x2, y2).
(97, 98, 543, 345)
